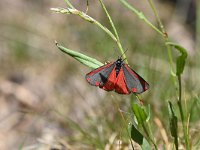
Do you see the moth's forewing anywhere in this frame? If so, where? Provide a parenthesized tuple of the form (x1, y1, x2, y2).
(123, 64, 149, 94)
(85, 63, 115, 86)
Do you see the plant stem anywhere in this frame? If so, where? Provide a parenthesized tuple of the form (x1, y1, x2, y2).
(64, 0, 75, 9)
(119, 0, 176, 82)
(146, 0, 176, 77)
(177, 75, 190, 149)
(99, 0, 127, 63)
(118, 0, 163, 36)
(147, 0, 164, 33)
(99, 0, 119, 41)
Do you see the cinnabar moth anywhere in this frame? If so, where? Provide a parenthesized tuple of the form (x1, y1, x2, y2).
(85, 58, 149, 94)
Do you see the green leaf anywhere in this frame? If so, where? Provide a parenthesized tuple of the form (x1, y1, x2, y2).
(128, 123, 151, 149)
(56, 42, 104, 69)
(132, 103, 148, 125)
(168, 101, 178, 149)
(166, 42, 188, 76)
(128, 123, 143, 145)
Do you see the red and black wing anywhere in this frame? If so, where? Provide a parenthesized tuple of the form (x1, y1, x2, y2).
(85, 63, 116, 88)
(122, 64, 149, 94)
(114, 67, 130, 94)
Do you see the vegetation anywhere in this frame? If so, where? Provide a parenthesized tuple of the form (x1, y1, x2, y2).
(49, 0, 199, 149)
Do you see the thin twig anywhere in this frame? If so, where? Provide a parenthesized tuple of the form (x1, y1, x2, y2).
(177, 75, 190, 149)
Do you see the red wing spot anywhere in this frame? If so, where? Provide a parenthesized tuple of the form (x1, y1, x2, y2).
(95, 82, 100, 86)
(88, 72, 94, 76)
(86, 77, 90, 81)
(132, 88, 137, 93)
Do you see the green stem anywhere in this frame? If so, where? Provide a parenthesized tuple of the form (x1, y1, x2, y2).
(64, 0, 75, 9)
(147, 0, 164, 33)
(177, 76, 183, 122)
(177, 75, 190, 149)
(99, 0, 119, 40)
(146, 0, 176, 78)
(99, 0, 127, 63)
(119, 0, 176, 81)
(118, 0, 163, 36)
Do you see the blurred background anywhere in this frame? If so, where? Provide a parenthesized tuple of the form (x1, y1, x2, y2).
(0, 0, 199, 149)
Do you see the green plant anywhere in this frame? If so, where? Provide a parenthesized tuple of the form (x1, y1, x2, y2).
(51, 0, 193, 149)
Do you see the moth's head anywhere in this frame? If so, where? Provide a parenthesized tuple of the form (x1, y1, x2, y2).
(116, 58, 123, 65)
(117, 49, 128, 63)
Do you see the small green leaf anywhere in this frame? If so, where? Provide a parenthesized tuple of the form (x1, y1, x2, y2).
(168, 101, 178, 149)
(132, 103, 148, 125)
(166, 42, 188, 76)
(128, 123, 143, 145)
(128, 123, 151, 149)
(56, 42, 103, 69)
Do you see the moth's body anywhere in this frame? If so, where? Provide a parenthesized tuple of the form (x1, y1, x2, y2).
(115, 59, 123, 77)
(86, 58, 149, 94)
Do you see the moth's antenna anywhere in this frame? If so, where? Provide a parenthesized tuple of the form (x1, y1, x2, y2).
(122, 57, 127, 62)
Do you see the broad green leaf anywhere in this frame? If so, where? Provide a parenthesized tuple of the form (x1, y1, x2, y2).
(128, 123, 143, 145)
(132, 103, 148, 125)
(56, 42, 103, 69)
(166, 42, 188, 76)
(168, 101, 178, 149)
(128, 123, 151, 149)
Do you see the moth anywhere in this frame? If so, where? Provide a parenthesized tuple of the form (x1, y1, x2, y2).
(85, 58, 149, 94)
